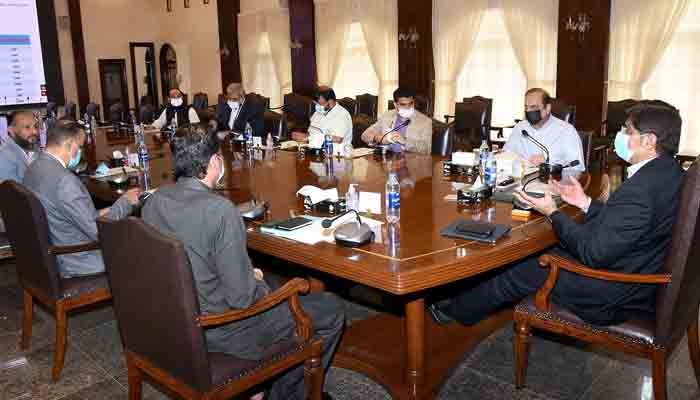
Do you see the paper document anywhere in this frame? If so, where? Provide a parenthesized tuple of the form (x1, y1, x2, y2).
(91, 166, 139, 178)
(260, 215, 383, 245)
(350, 148, 374, 158)
(296, 186, 339, 204)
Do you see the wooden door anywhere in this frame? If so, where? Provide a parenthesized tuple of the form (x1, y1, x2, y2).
(98, 59, 129, 120)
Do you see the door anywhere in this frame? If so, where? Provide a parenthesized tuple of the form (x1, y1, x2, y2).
(98, 59, 129, 120)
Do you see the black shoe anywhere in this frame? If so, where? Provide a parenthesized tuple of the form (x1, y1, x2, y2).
(426, 301, 455, 325)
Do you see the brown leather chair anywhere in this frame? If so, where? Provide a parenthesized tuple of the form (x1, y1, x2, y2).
(513, 156, 700, 400)
(96, 217, 324, 400)
(451, 97, 492, 151)
(0, 181, 111, 381)
(284, 93, 314, 132)
(192, 92, 209, 111)
(249, 92, 271, 110)
(578, 130, 593, 171)
(264, 110, 288, 141)
(416, 94, 432, 117)
(431, 119, 454, 157)
(352, 114, 373, 149)
(337, 97, 357, 116)
(355, 93, 378, 121)
(550, 98, 576, 126)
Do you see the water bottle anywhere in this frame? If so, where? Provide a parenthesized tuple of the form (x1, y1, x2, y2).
(245, 123, 253, 148)
(485, 153, 497, 188)
(90, 116, 98, 141)
(137, 140, 150, 172)
(39, 118, 47, 151)
(346, 184, 358, 212)
(385, 172, 401, 224)
(266, 132, 274, 150)
(324, 133, 333, 156)
(83, 113, 93, 144)
(478, 139, 489, 177)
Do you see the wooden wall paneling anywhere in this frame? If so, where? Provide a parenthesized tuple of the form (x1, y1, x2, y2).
(218, 0, 242, 93)
(555, 0, 612, 133)
(289, 0, 317, 96)
(67, 0, 90, 113)
(397, 0, 434, 113)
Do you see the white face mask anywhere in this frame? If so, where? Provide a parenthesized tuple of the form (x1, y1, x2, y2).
(398, 107, 415, 119)
(228, 101, 240, 110)
(170, 97, 183, 107)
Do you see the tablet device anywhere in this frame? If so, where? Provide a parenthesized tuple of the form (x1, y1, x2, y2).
(455, 221, 495, 238)
(275, 217, 313, 231)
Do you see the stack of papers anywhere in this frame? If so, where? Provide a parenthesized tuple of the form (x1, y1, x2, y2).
(296, 186, 339, 204)
(91, 166, 139, 178)
(260, 215, 383, 245)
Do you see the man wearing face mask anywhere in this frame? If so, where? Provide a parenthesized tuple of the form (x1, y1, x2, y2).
(429, 104, 684, 328)
(152, 88, 200, 130)
(290, 86, 353, 156)
(0, 111, 38, 183)
(22, 121, 140, 277)
(142, 123, 344, 400)
(504, 88, 585, 172)
(216, 83, 265, 141)
(361, 87, 432, 154)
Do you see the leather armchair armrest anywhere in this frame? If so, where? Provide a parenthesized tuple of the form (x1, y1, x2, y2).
(534, 254, 671, 312)
(48, 241, 101, 255)
(198, 278, 314, 340)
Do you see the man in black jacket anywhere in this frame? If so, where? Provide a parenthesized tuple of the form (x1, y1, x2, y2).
(430, 104, 684, 326)
(152, 88, 200, 129)
(216, 83, 266, 141)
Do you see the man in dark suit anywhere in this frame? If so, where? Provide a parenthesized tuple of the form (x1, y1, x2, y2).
(430, 104, 684, 326)
(141, 124, 344, 400)
(216, 83, 265, 141)
(23, 121, 139, 277)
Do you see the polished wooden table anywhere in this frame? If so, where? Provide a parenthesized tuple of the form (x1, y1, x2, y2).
(86, 128, 591, 400)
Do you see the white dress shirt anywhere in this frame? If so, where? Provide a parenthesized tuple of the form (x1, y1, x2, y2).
(308, 104, 354, 156)
(152, 107, 200, 129)
(227, 99, 244, 130)
(626, 157, 656, 178)
(504, 115, 585, 172)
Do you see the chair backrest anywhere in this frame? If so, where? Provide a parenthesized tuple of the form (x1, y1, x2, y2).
(605, 99, 638, 137)
(86, 103, 101, 121)
(337, 97, 357, 116)
(352, 114, 373, 149)
(283, 93, 314, 124)
(139, 104, 156, 124)
(109, 103, 125, 123)
(655, 157, 700, 346)
(388, 100, 395, 110)
(355, 93, 378, 120)
(46, 102, 58, 119)
(454, 98, 491, 150)
(192, 93, 208, 111)
(264, 110, 288, 140)
(63, 102, 77, 121)
(431, 119, 453, 156)
(416, 94, 432, 117)
(596, 173, 611, 203)
(550, 98, 576, 126)
(97, 217, 212, 392)
(578, 130, 593, 170)
(463, 96, 492, 128)
(248, 92, 271, 110)
(0, 182, 62, 299)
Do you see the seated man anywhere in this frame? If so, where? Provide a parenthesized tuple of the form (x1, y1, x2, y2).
(291, 86, 353, 156)
(216, 83, 266, 141)
(504, 88, 585, 172)
(142, 124, 344, 400)
(23, 121, 139, 278)
(360, 87, 432, 154)
(152, 88, 200, 130)
(430, 104, 683, 327)
(0, 111, 38, 183)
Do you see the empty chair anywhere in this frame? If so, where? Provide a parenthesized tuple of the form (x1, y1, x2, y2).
(249, 92, 271, 110)
(192, 92, 209, 111)
(283, 93, 314, 131)
(513, 157, 700, 400)
(355, 93, 378, 120)
(61, 102, 77, 121)
(337, 97, 357, 116)
(139, 103, 156, 124)
(264, 110, 288, 140)
(96, 216, 324, 400)
(550, 98, 576, 126)
(452, 97, 492, 151)
(431, 119, 454, 157)
(352, 114, 373, 149)
(85, 102, 101, 122)
(109, 103, 125, 123)
(0, 181, 111, 381)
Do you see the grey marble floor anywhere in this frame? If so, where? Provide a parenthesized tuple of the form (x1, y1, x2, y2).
(1, 261, 698, 400)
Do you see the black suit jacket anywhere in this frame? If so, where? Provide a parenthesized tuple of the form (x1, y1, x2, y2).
(216, 94, 265, 138)
(549, 155, 683, 325)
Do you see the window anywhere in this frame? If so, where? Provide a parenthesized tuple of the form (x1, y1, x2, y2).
(456, 8, 526, 127)
(249, 32, 282, 108)
(332, 22, 379, 99)
(643, 2, 700, 155)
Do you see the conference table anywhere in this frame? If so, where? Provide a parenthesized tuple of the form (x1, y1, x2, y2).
(85, 127, 593, 400)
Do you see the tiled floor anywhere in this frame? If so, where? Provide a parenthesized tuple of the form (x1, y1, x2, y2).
(1, 261, 699, 400)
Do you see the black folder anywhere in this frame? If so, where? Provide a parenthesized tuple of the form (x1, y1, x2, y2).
(440, 220, 511, 244)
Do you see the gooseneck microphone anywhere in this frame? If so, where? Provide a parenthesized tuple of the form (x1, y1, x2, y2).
(376, 119, 412, 146)
(322, 209, 363, 228)
(521, 130, 550, 163)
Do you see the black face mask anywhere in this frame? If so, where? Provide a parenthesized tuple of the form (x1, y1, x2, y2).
(525, 110, 543, 126)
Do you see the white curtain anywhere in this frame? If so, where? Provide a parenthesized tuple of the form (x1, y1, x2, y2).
(608, 0, 690, 100)
(501, 0, 558, 94)
(265, 8, 293, 99)
(355, 0, 398, 113)
(314, 0, 353, 87)
(237, 11, 264, 96)
(433, 0, 489, 119)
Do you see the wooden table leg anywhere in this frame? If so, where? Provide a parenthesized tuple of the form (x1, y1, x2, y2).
(405, 298, 426, 399)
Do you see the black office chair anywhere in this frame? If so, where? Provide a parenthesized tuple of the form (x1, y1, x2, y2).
(61, 102, 77, 121)
(451, 97, 492, 151)
(192, 93, 208, 111)
(356, 93, 378, 121)
(550, 98, 576, 126)
(85, 103, 101, 122)
(109, 103, 126, 123)
(337, 97, 357, 116)
(432, 119, 454, 157)
(264, 111, 288, 141)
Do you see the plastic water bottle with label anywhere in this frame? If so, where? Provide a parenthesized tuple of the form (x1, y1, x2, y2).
(324, 132, 333, 156)
(245, 123, 253, 148)
(137, 140, 150, 172)
(385, 172, 401, 224)
(478, 139, 489, 178)
(485, 153, 497, 187)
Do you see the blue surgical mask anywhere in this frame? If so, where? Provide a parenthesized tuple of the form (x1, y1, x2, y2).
(614, 127, 632, 163)
(315, 104, 326, 114)
(67, 148, 82, 170)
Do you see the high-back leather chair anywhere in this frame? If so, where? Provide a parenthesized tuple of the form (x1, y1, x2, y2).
(513, 156, 700, 400)
(96, 217, 324, 400)
(109, 103, 126, 123)
(249, 92, 271, 110)
(452, 97, 492, 151)
(46, 102, 58, 119)
(85, 102, 101, 122)
(352, 114, 373, 149)
(61, 102, 77, 121)
(139, 104, 156, 124)
(192, 93, 209, 111)
(355, 93, 378, 121)
(283, 93, 314, 131)
(604, 99, 638, 138)
(416, 94, 432, 117)
(578, 130, 593, 171)
(264, 110, 288, 140)
(337, 97, 357, 116)
(550, 98, 576, 126)
(0, 181, 111, 381)
(431, 119, 454, 157)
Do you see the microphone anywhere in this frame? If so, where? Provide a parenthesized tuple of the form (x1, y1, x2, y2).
(521, 130, 550, 164)
(376, 119, 412, 146)
(322, 209, 363, 228)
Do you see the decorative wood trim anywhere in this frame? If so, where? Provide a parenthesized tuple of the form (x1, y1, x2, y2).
(67, 0, 90, 113)
(217, 0, 242, 92)
(288, 0, 317, 96)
